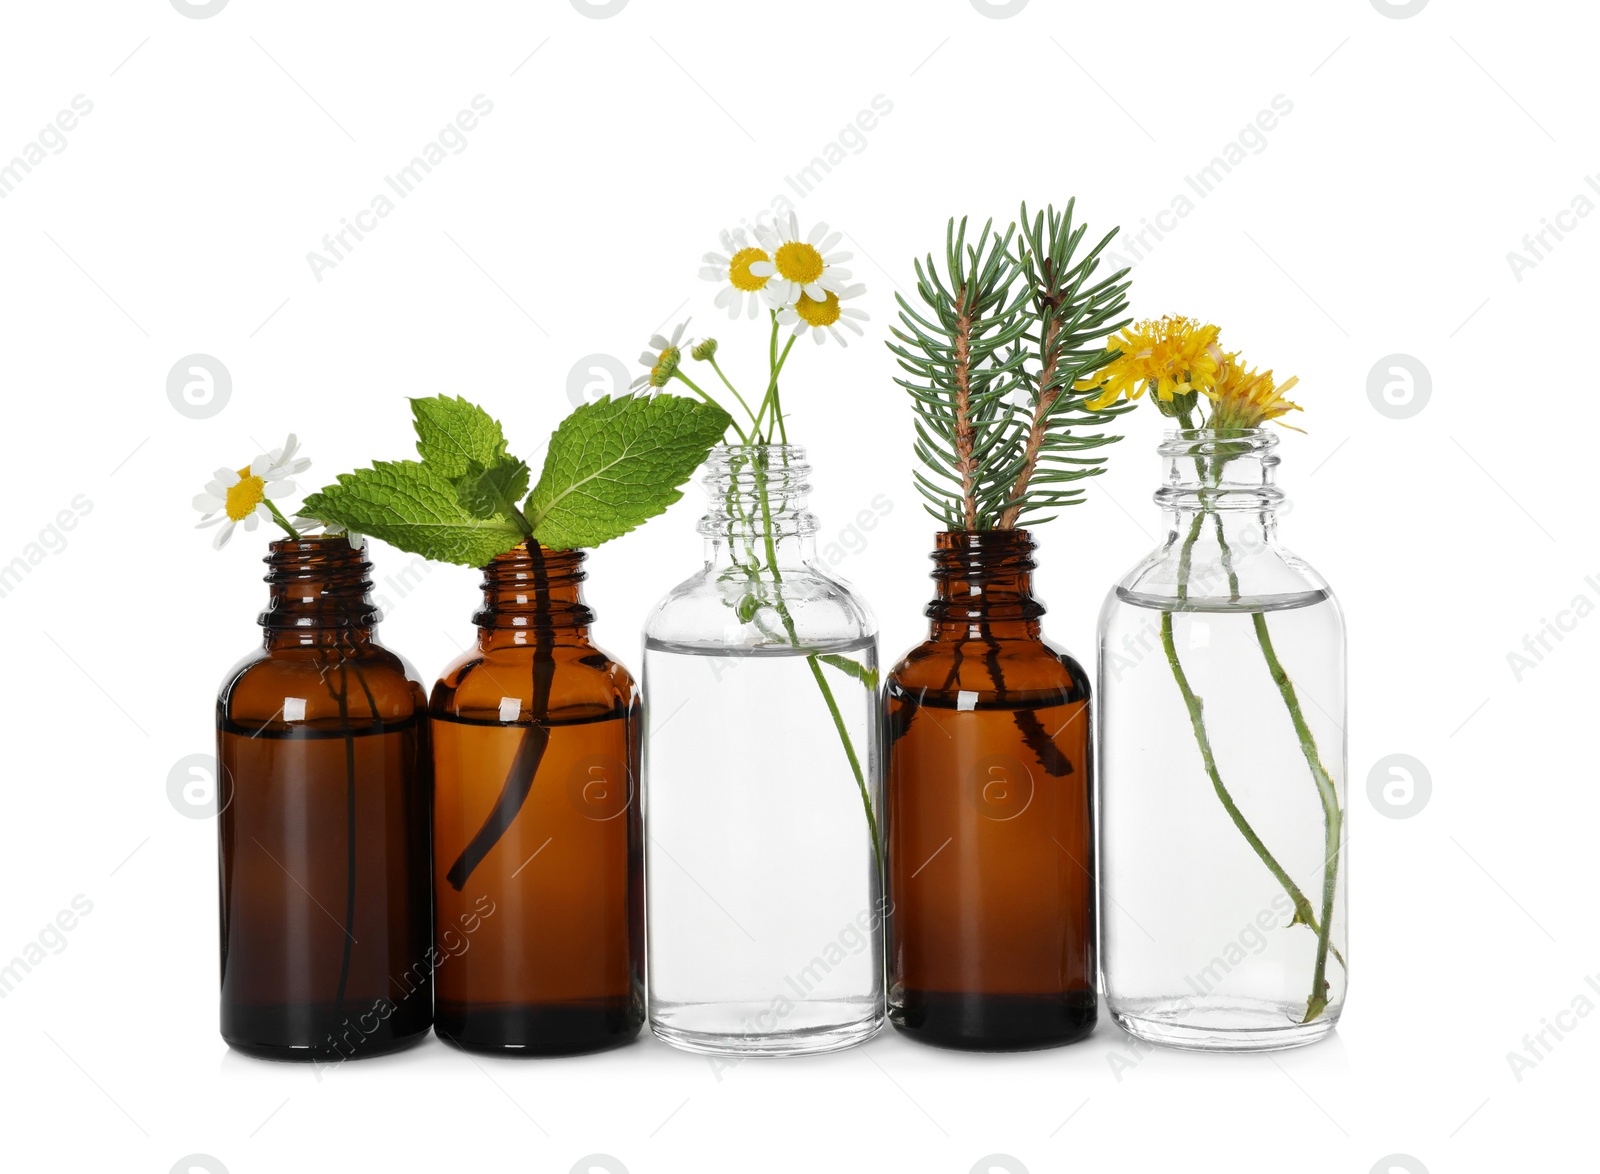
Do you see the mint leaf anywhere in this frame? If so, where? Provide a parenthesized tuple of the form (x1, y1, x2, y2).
(302, 460, 525, 566)
(526, 393, 730, 549)
(411, 395, 508, 477)
(456, 457, 530, 520)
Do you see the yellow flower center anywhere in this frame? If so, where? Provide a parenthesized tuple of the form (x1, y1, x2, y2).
(225, 465, 266, 522)
(775, 241, 824, 285)
(728, 247, 770, 292)
(795, 291, 841, 328)
(650, 346, 681, 387)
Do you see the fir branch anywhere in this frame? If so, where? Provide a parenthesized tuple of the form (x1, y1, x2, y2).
(997, 200, 1132, 528)
(888, 217, 1030, 529)
(891, 201, 1136, 533)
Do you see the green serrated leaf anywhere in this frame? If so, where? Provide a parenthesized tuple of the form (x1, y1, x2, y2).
(456, 456, 530, 520)
(525, 393, 730, 549)
(301, 459, 524, 567)
(411, 395, 509, 477)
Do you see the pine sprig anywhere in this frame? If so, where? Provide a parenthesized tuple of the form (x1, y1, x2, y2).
(890, 202, 1134, 532)
(888, 218, 1031, 529)
(997, 200, 1133, 527)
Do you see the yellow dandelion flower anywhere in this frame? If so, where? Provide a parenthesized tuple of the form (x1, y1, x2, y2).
(1079, 315, 1223, 410)
(1203, 353, 1304, 431)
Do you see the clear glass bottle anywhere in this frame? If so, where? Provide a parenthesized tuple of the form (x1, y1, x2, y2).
(216, 537, 433, 1061)
(431, 542, 644, 1054)
(1099, 428, 1347, 1051)
(885, 529, 1096, 1050)
(643, 445, 885, 1056)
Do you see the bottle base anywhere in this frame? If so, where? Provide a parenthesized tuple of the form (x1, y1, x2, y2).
(1110, 996, 1339, 1053)
(650, 1001, 883, 1057)
(889, 989, 1097, 1051)
(434, 999, 644, 1056)
(224, 1023, 431, 1064)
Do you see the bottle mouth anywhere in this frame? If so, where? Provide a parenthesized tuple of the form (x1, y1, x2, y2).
(707, 444, 808, 461)
(263, 535, 370, 585)
(265, 533, 363, 558)
(930, 528, 1037, 573)
(1158, 427, 1277, 459)
(483, 541, 586, 574)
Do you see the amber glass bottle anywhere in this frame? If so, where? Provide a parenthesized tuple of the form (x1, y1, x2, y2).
(216, 537, 433, 1061)
(885, 529, 1095, 1050)
(431, 542, 644, 1054)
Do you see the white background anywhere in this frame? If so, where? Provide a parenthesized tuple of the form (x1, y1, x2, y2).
(0, 1, 1590, 1171)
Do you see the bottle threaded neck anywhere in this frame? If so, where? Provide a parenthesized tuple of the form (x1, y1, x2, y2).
(926, 528, 1045, 626)
(698, 445, 818, 540)
(1157, 427, 1284, 512)
(259, 537, 379, 632)
(473, 542, 593, 631)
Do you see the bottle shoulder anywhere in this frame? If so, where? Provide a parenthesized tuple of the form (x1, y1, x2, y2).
(1111, 529, 1332, 608)
(218, 641, 425, 726)
(889, 634, 1088, 702)
(431, 639, 638, 722)
(644, 560, 877, 648)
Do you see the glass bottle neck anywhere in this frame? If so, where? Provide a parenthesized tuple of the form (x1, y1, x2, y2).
(1158, 428, 1284, 520)
(474, 542, 592, 649)
(699, 444, 819, 574)
(1154, 429, 1286, 602)
(260, 537, 380, 650)
(925, 529, 1044, 641)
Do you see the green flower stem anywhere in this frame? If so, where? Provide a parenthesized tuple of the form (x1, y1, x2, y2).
(1158, 612, 1318, 933)
(705, 356, 761, 431)
(1252, 608, 1343, 1022)
(749, 454, 882, 879)
(1210, 511, 1347, 975)
(753, 318, 796, 443)
(1165, 511, 1344, 971)
(329, 663, 357, 1018)
(805, 651, 882, 878)
(673, 370, 749, 444)
(506, 501, 536, 543)
(1166, 377, 1344, 1016)
(316, 649, 380, 1021)
(265, 499, 302, 540)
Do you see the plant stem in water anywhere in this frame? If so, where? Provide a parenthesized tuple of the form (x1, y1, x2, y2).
(445, 543, 557, 890)
(750, 455, 881, 878)
(1251, 610, 1342, 1021)
(331, 664, 357, 1018)
(1209, 510, 1345, 1004)
(1165, 511, 1342, 968)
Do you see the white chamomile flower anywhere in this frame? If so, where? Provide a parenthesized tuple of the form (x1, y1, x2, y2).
(630, 320, 690, 391)
(699, 229, 771, 320)
(192, 434, 306, 550)
(776, 283, 869, 347)
(750, 214, 854, 308)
